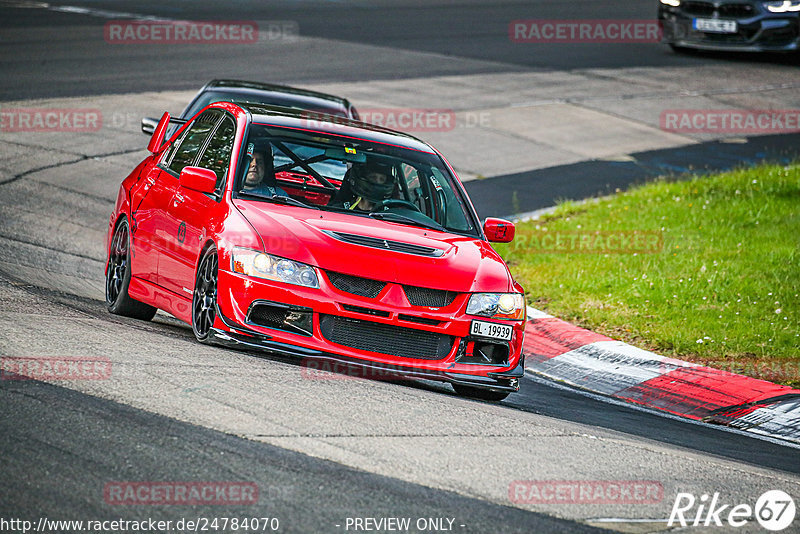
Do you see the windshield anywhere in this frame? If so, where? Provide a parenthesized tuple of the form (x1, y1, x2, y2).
(234, 124, 478, 235)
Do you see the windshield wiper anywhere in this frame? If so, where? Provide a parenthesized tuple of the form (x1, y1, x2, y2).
(237, 191, 319, 209)
(369, 211, 445, 232)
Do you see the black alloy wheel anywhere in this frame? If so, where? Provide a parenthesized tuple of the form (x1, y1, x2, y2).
(192, 246, 219, 342)
(105, 218, 157, 321)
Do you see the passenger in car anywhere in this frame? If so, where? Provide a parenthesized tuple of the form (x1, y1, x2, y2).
(242, 142, 288, 197)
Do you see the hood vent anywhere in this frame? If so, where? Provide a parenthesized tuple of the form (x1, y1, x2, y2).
(322, 230, 444, 257)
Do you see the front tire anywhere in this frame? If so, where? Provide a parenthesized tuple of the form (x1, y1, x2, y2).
(105, 218, 157, 321)
(192, 245, 218, 343)
(452, 383, 511, 402)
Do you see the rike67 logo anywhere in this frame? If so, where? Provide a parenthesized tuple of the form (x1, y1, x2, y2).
(669, 490, 796, 531)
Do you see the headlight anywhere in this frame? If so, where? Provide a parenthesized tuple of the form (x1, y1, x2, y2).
(763, 0, 800, 11)
(466, 293, 525, 320)
(231, 247, 319, 288)
(660, 0, 681, 6)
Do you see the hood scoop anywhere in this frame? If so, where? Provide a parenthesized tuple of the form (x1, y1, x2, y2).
(322, 230, 444, 257)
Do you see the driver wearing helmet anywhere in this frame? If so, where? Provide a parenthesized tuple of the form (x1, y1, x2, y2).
(331, 160, 395, 211)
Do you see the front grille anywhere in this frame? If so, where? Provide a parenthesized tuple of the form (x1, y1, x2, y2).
(319, 315, 454, 360)
(327, 271, 386, 298)
(323, 230, 444, 257)
(403, 285, 457, 307)
(682, 1, 714, 16)
(399, 314, 443, 327)
(342, 304, 390, 318)
(682, 1, 755, 18)
(719, 3, 754, 17)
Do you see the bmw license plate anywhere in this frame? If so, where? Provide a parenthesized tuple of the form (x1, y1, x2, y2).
(693, 18, 737, 33)
(470, 320, 513, 341)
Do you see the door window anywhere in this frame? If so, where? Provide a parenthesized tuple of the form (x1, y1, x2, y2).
(197, 115, 236, 191)
(166, 110, 221, 175)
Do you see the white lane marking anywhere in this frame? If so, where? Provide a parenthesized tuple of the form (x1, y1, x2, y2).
(51, 6, 165, 20)
(523, 371, 800, 450)
(526, 306, 552, 319)
(0, 0, 49, 6)
(6, 1, 297, 43)
(3, 0, 167, 20)
(588, 518, 670, 523)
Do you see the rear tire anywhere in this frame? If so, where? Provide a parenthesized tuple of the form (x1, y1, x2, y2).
(105, 218, 157, 321)
(192, 245, 219, 343)
(452, 383, 511, 402)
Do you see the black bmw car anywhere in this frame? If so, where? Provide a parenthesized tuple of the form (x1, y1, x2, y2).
(659, 0, 800, 52)
(142, 79, 360, 135)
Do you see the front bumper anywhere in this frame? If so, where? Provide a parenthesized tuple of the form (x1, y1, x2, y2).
(211, 268, 525, 392)
(659, 6, 800, 51)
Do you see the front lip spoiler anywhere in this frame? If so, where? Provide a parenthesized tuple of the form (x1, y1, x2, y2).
(667, 38, 799, 52)
(659, 17, 800, 52)
(210, 305, 521, 392)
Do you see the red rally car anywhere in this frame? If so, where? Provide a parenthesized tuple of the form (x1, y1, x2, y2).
(106, 101, 525, 401)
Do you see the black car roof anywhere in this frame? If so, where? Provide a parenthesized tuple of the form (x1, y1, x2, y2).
(236, 103, 435, 154)
(206, 79, 350, 109)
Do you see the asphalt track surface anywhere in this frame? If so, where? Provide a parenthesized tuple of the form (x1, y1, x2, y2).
(1, 375, 599, 534)
(1, 0, 798, 100)
(2, 1, 800, 532)
(468, 132, 800, 217)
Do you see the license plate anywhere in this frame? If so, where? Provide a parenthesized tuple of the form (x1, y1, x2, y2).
(470, 320, 513, 341)
(693, 18, 737, 33)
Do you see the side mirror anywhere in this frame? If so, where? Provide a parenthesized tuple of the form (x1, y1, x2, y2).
(147, 112, 170, 154)
(179, 166, 217, 194)
(141, 116, 158, 135)
(483, 217, 515, 243)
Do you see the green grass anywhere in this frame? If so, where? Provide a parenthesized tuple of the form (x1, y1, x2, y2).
(495, 162, 800, 387)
